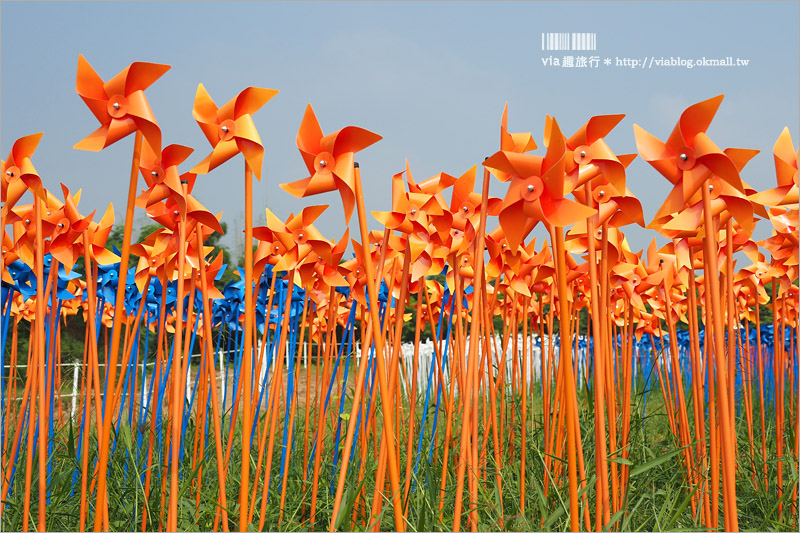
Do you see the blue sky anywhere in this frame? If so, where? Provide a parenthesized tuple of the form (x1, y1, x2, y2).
(2, 1, 798, 257)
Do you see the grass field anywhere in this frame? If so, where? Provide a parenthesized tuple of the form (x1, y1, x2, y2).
(2, 369, 797, 532)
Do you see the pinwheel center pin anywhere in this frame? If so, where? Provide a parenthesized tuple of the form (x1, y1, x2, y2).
(574, 145, 593, 165)
(522, 175, 544, 202)
(676, 146, 696, 170)
(218, 119, 237, 141)
(457, 202, 475, 219)
(593, 185, 613, 204)
(314, 152, 334, 174)
(407, 204, 421, 221)
(707, 177, 722, 200)
(5, 166, 19, 178)
(272, 243, 282, 255)
(294, 230, 308, 244)
(151, 166, 165, 184)
(54, 218, 70, 235)
(354, 266, 366, 281)
(107, 95, 129, 119)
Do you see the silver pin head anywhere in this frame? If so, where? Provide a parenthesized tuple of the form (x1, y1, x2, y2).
(679, 153, 688, 161)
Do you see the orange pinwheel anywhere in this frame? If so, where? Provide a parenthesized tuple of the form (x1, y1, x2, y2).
(2, 133, 45, 214)
(188, 251, 226, 300)
(650, 159, 755, 240)
(634, 95, 743, 216)
(405, 161, 457, 199)
(564, 114, 627, 192)
(297, 229, 350, 288)
(339, 238, 385, 307)
(373, 167, 446, 236)
(7, 196, 65, 268)
(485, 226, 535, 281)
(280, 104, 382, 223)
(1, 232, 19, 284)
(136, 143, 195, 212)
(402, 162, 457, 244)
(484, 118, 595, 250)
(146, 190, 223, 235)
(501, 103, 537, 155)
(254, 205, 333, 273)
(489, 104, 538, 182)
(74, 55, 169, 152)
(750, 127, 799, 207)
(448, 165, 501, 236)
(130, 227, 172, 291)
(50, 185, 118, 270)
(191, 84, 278, 179)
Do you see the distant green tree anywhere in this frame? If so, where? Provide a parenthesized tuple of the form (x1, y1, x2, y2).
(136, 223, 161, 244)
(106, 225, 125, 252)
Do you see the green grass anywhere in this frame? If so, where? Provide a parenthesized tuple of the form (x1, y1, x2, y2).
(1, 374, 797, 531)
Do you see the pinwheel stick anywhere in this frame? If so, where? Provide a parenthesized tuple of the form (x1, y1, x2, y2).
(352, 162, 406, 533)
(94, 130, 144, 531)
(254, 267, 294, 529)
(701, 180, 739, 532)
(240, 161, 256, 531)
(193, 226, 230, 532)
(79, 232, 111, 531)
(452, 166, 490, 532)
(329, 232, 395, 531)
(584, 184, 611, 528)
(34, 192, 47, 532)
(552, 224, 580, 532)
(167, 182, 189, 532)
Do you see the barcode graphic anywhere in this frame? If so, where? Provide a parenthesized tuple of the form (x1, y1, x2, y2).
(541, 32, 597, 51)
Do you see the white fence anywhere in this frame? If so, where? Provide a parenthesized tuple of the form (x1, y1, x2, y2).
(3, 334, 587, 416)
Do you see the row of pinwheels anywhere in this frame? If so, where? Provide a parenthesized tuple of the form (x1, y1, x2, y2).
(1, 54, 798, 533)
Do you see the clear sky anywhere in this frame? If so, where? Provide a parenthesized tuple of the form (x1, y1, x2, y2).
(2, 1, 798, 258)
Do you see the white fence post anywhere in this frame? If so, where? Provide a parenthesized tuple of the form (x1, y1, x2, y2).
(219, 349, 226, 408)
(71, 362, 79, 418)
(141, 360, 148, 411)
(186, 362, 192, 402)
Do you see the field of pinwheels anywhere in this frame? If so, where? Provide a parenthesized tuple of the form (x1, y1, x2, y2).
(1, 55, 798, 533)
